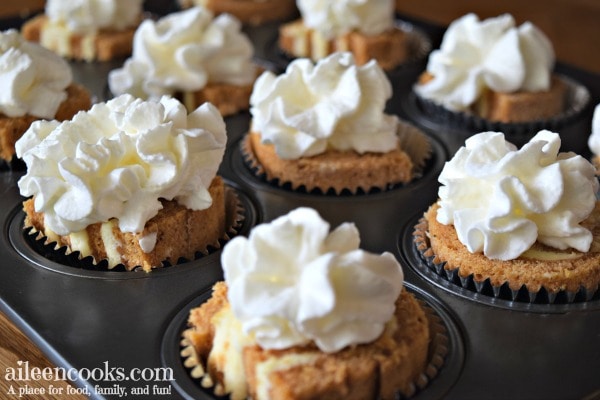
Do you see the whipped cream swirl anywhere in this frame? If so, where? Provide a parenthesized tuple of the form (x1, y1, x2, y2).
(587, 104, 600, 156)
(46, 0, 143, 34)
(108, 6, 255, 100)
(415, 13, 555, 111)
(222, 207, 404, 353)
(16, 94, 227, 236)
(0, 29, 71, 119)
(437, 131, 598, 260)
(297, 0, 394, 39)
(250, 52, 399, 159)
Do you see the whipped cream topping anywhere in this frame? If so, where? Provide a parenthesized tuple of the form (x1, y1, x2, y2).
(437, 131, 598, 260)
(415, 13, 555, 111)
(0, 29, 71, 119)
(587, 104, 600, 156)
(297, 0, 394, 39)
(222, 207, 404, 353)
(16, 94, 227, 236)
(250, 52, 399, 159)
(46, 0, 143, 34)
(108, 6, 255, 100)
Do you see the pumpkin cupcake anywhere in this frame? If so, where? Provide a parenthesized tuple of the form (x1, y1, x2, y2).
(108, 6, 259, 117)
(21, 0, 143, 62)
(244, 51, 431, 194)
(414, 130, 600, 302)
(0, 29, 91, 168)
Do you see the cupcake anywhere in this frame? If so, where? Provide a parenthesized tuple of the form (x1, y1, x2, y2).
(0, 29, 91, 167)
(245, 51, 431, 194)
(183, 207, 431, 399)
(587, 103, 600, 169)
(16, 94, 229, 272)
(21, 0, 143, 62)
(178, 0, 298, 26)
(108, 6, 259, 118)
(279, 0, 409, 71)
(412, 13, 590, 151)
(414, 130, 600, 302)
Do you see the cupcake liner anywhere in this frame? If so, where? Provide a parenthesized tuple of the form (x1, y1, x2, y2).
(22, 185, 246, 272)
(179, 293, 449, 400)
(412, 74, 592, 150)
(241, 119, 433, 196)
(412, 216, 600, 304)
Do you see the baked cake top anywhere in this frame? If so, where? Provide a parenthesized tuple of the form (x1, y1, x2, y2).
(414, 13, 555, 111)
(436, 130, 598, 260)
(250, 52, 400, 159)
(222, 207, 405, 353)
(16, 94, 227, 236)
(296, 0, 395, 39)
(109, 6, 256, 100)
(0, 29, 72, 119)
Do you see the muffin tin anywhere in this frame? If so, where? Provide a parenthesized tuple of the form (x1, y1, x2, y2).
(1, 5, 600, 400)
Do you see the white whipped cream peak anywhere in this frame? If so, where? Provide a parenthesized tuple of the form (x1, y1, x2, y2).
(437, 131, 598, 260)
(16, 94, 227, 236)
(415, 13, 555, 111)
(222, 207, 404, 353)
(587, 104, 600, 156)
(0, 29, 72, 119)
(108, 6, 255, 100)
(250, 52, 398, 159)
(46, 0, 143, 34)
(297, 0, 394, 39)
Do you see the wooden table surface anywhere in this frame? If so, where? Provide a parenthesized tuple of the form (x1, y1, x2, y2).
(0, 1, 599, 399)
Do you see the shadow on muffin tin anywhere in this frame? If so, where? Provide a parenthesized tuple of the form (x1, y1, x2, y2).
(398, 212, 600, 313)
(161, 282, 465, 400)
(7, 180, 261, 279)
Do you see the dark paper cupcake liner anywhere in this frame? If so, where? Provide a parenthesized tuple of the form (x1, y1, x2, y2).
(22, 185, 246, 272)
(240, 119, 433, 196)
(412, 74, 592, 150)
(179, 290, 449, 400)
(412, 216, 600, 304)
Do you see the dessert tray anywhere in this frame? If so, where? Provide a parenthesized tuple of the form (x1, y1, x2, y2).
(1, 4, 599, 399)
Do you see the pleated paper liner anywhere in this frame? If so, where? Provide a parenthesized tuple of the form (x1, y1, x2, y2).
(21, 185, 246, 272)
(274, 19, 432, 73)
(412, 74, 592, 150)
(179, 292, 450, 400)
(241, 119, 433, 196)
(413, 217, 600, 304)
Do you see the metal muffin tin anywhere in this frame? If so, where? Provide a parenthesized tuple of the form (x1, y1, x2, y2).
(1, 5, 599, 400)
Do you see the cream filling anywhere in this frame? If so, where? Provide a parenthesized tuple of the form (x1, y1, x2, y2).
(521, 248, 583, 261)
(69, 230, 92, 258)
(100, 220, 122, 268)
(254, 353, 320, 400)
(41, 20, 97, 61)
(207, 307, 253, 400)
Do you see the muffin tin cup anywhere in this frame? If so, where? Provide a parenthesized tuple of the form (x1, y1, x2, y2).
(404, 74, 593, 156)
(9, 180, 258, 278)
(400, 212, 600, 312)
(223, 134, 447, 253)
(163, 282, 465, 400)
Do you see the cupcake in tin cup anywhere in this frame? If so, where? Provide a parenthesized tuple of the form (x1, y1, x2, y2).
(412, 13, 591, 153)
(16, 94, 238, 272)
(414, 130, 600, 303)
(243, 51, 432, 195)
